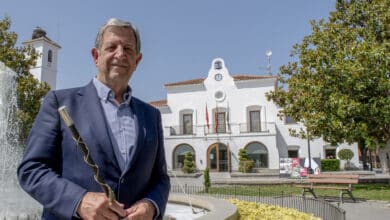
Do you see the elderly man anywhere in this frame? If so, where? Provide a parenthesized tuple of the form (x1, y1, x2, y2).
(18, 18, 170, 220)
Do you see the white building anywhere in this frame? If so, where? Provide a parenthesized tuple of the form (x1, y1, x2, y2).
(23, 27, 60, 90)
(151, 58, 358, 172)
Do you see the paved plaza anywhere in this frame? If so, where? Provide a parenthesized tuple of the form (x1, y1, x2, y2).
(170, 172, 390, 220)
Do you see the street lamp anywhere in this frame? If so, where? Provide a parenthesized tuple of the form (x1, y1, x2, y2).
(307, 130, 314, 174)
(265, 50, 272, 75)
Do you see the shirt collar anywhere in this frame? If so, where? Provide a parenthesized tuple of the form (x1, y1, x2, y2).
(93, 78, 132, 105)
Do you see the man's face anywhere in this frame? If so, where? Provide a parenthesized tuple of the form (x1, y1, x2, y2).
(92, 26, 142, 84)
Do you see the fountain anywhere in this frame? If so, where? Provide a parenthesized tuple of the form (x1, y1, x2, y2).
(165, 168, 237, 220)
(0, 61, 42, 219)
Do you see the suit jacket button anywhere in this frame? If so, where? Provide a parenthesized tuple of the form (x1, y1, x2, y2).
(121, 179, 125, 184)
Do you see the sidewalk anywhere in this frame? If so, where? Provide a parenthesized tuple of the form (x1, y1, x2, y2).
(336, 200, 390, 220)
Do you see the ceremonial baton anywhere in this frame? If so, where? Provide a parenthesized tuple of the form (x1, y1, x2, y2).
(58, 106, 116, 205)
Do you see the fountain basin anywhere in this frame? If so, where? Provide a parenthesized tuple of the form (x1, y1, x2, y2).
(165, 194, 237, 220)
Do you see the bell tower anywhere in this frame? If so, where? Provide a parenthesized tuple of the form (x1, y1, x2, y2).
(23, 27, 61, 90)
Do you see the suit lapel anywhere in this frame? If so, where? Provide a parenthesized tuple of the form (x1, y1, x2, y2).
(75, 82, 121, 172)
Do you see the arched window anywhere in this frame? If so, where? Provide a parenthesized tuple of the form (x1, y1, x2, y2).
(173, 144, 195, 170)
(245, 142, 268, 168)
(48, 50, 53, 63)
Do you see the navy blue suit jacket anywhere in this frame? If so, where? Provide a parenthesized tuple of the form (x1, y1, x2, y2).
(18, 81, 170, 219)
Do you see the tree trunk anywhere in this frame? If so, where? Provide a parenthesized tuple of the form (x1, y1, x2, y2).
(378, 140, 390, 174)
(359, 140, 369, 170)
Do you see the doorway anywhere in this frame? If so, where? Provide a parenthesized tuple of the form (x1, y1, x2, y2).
(207, 143, 230, 172)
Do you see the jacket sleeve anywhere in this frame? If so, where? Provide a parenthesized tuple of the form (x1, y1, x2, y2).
(144, 110, 170, 218)
(17, 91, 87, 219)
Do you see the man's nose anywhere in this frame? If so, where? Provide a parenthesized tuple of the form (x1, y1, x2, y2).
(115, 46, 126, 58)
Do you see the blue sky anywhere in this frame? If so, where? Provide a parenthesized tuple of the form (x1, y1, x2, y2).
(1, 0, 336, 102)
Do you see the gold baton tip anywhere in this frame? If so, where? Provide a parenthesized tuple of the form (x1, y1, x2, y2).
(58, 106, 74, 127)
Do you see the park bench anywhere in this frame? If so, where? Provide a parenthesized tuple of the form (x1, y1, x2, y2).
(296, 174, 359, 203)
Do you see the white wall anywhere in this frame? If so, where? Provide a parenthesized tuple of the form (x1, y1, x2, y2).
(159, 58, 359, 172)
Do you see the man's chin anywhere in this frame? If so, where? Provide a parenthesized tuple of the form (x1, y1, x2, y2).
(108, 71, 133, 81)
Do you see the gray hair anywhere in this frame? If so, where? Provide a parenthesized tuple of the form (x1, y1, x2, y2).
(95, 18, 141, 53)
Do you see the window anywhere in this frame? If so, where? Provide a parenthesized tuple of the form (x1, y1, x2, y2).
(48, 50, 53, 63)
(214, 60, 222, 70)
(325, 149, 336, 159)
(285, 116, 296, 124)
(249, 110, 261, 132)
(288, 150, 299, 158)
(182, 114, 193, 135)
(245, 142, 268, 168)
(216, 112, 226, 133)
(173, 144, 195, 169)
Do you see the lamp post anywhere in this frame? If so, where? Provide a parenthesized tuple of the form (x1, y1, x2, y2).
(266, 50, 272, 75)
(307, 130, 314, 174)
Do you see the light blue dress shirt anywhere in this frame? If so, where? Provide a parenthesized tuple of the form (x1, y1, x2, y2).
(93, 78, 136, 171)
(93, 78, 159, 218)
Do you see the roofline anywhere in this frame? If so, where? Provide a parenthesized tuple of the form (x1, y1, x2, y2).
(22, 36, 62, 49)
(164, 74, 277, 87)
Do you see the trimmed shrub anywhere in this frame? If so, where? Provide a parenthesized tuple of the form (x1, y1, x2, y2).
(203, 168, 211, 193)
(238, 149, 254, 173)
(321, 159, 340, 171)
(183, 152, 195, 173)
(338, 149, 354, 161)
(338, 149, 355, 170)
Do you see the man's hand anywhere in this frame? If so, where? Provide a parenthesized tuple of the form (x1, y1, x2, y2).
(77, 192, 127, 220)
(124, 199, 156, 220)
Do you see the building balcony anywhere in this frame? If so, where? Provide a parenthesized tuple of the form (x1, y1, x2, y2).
(238, 122, 271, 133)
(167, 125, 196, 136)
(164, 122, 275, 137)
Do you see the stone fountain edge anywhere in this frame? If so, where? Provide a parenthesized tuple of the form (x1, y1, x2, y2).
(168, 193, 238, 220)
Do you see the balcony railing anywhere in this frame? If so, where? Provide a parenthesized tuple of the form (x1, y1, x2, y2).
(165, 123, 275, 137)
(239, 122, 270, 133)
(168, 125, 196, 136)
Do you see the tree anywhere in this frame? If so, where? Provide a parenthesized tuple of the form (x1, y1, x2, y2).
(238, 148, 254, 173)
(338, 148, 355, 169)
(0, 16, 50, 144)
(266, 0, 390, 173)
(183, 151, 196, 173)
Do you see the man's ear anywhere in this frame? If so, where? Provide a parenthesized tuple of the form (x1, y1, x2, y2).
(91, 48, 99, 65)
(136, 53, 143, 65)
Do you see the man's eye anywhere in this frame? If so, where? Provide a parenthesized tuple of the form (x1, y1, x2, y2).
(124, 47, 134, 53)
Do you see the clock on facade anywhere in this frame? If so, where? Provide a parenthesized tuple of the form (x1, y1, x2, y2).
(214, 73, 223, 81)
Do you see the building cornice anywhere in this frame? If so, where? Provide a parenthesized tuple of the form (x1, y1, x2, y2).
(22, 36, 62, 49)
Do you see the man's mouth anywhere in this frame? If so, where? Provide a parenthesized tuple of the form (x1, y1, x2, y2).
(112, 64, 129, 68)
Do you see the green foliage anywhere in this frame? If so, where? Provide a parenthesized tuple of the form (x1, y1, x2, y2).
(266, 0, 390, 150)
(229, 199, 320, 220)
(17, 75, 50, 142)
(208, 184, 390, 201)
(182, 151, 195, 173)
(0, 16, 50, 145)
(238, 148, 248, 161)
(321, 159, 340, 171)
(338, 148, 354, 161)
(238, 149, 254, 173)
(203, 167, 211, 193)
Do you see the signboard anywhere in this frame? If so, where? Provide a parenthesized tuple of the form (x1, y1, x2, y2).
(280, 157, 312, 178)
(279, 158, 293, 177)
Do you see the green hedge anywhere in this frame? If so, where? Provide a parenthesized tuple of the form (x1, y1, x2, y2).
(321, 159, 340, 171)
